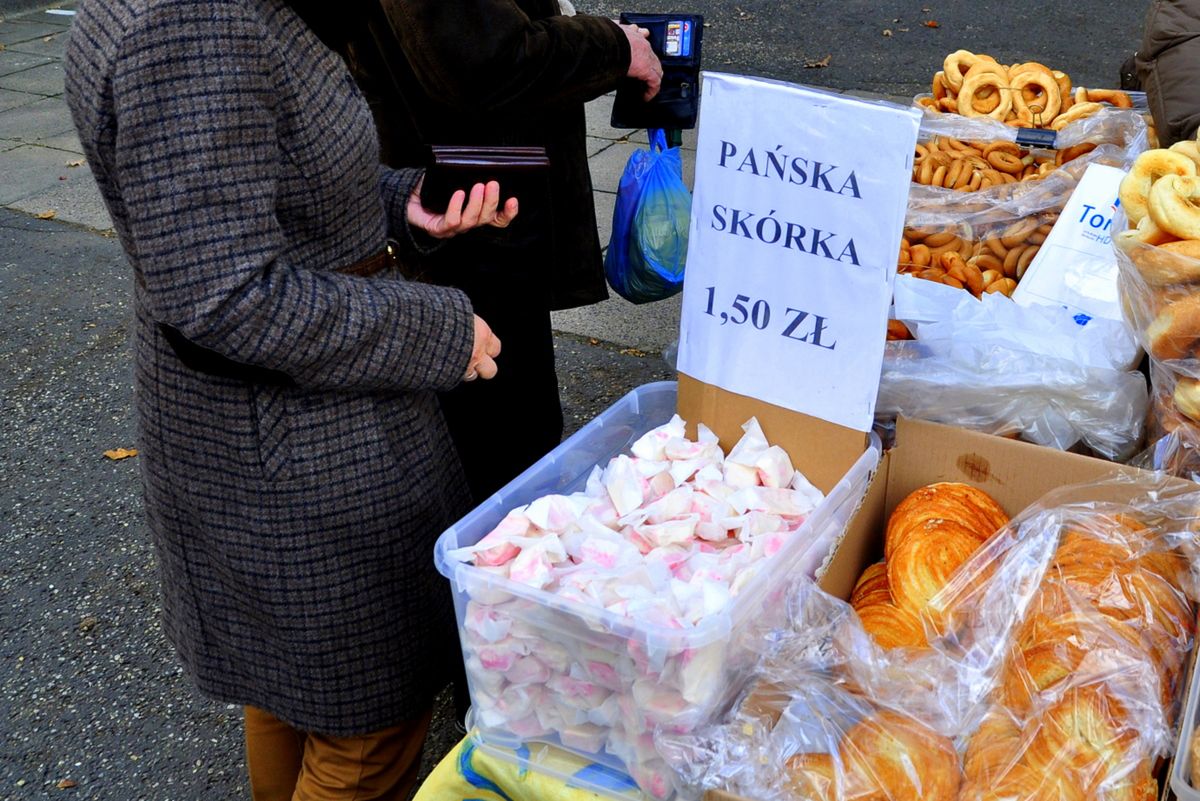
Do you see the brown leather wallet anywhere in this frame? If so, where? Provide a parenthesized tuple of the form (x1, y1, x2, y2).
(420, 145, 550, 212)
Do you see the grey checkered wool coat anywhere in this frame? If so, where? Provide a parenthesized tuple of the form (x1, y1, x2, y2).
(65, 0, 476, 734)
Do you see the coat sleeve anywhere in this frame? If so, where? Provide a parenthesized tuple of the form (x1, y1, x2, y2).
(111, 2, 473, 393)
(377, 0, 631, 112)
(378, 165, 442, 256)
(1137, 0, 1200, 145)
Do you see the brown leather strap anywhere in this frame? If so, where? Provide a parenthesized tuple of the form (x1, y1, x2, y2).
(336, 240, 400, 277)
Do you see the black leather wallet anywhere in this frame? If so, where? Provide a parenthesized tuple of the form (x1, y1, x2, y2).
(420, 145, 551, 212)
(611, 13, 704, 131)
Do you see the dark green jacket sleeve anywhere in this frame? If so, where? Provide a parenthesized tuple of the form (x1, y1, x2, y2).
(1137, 0, 1200, 145)
(377, 0, 631, 112)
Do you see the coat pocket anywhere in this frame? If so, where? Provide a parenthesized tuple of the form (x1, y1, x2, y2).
(265, 389, 397, 487)
(250, 384, 294, 483)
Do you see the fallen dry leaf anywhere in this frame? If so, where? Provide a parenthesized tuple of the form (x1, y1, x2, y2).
(56, 779, 77, 790)
(79, 616, 98, 633)
(103, 448, 139, 461)
(882, 29, 893, 37)
(588, 338, 600, 346)
(66, 159, 85, 168)
(0, 44, 5, 52)
(35, 210, 56, 220)
(924, 19, 940, 27)
(619, 347, 647, 357)
(804, 55, 832, 69)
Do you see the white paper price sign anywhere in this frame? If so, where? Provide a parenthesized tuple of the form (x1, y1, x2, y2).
(677, 73, 921, 431)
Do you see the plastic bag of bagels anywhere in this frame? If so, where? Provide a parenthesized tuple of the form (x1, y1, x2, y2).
(884, 195, 1149, 460)
(910, 104, 1149, 211)
(658, 475, 1199, 801)
(914, 88, 1150, 144)
(1113, 144, 1200, 478)
(1134, 362, 1200, 481)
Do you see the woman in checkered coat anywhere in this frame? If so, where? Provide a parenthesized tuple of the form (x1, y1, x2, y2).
(64, 0, 514, 796)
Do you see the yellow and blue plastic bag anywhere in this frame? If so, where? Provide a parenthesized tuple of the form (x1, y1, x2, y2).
(415, 734, 645, 801)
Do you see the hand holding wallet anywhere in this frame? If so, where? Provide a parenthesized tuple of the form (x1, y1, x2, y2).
(419, 145, 551, 213)
(611, 13, 704, 131)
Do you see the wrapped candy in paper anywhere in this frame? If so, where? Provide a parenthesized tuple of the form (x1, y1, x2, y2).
(463, 601, 513, 644)
(464, 654, 505, 695)
(550, 671, 612, 711)
(533, 493, 591, 526)
(631, 414, 688, 461)
(560, 721, 608, 754)
(504, 655, 551, 686)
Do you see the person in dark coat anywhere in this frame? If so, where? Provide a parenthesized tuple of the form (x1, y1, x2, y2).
(335, 0, 663, 506)
(1136, 0, 1200, 146)
(64, 0, 515, 798)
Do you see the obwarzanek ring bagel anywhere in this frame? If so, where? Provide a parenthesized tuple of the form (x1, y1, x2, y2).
(1119, 150, 1197, 225)
(1149, 175, 1200, 240)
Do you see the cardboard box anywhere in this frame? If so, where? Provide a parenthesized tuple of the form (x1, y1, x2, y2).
(818, 414, 1149, 600)
(677, 373, 870, 496)
(704, 413, 1168, 801)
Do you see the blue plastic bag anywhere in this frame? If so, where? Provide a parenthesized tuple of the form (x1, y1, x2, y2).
(604, 129, 691, 304)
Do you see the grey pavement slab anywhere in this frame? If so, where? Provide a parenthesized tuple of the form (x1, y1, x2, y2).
(0, 48, 52, 76)
(0, 19, 68, 45)
(0, 94, 74, 140)
(33, 127, 80, 153)
(586, 135, 618, 157)
(0, 143, 90, 205)
(5, 26, 67, 58)
(0, 59, 64, 95)
(0, 85, 40, 111)
(587, 139, 639, 195)
(9, 163, 110, 231)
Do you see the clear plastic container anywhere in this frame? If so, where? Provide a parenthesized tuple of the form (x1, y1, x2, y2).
(434, 381, 881, 800)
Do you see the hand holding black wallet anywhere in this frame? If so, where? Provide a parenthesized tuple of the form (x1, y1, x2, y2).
(419, 145, 551, 213)
(611, 13, 703, 131)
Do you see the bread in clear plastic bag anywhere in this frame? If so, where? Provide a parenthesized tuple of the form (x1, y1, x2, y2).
(1114, 144, 1200, 476)
(661, 475, 1199, 801)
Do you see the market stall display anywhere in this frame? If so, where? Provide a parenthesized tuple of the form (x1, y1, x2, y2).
(435, 382, 879, 800)
(417, 44, 1196, 801)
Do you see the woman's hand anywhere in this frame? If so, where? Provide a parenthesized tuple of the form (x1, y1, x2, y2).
(408, 178, 519, 240)
(464, 314, 502, 382)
